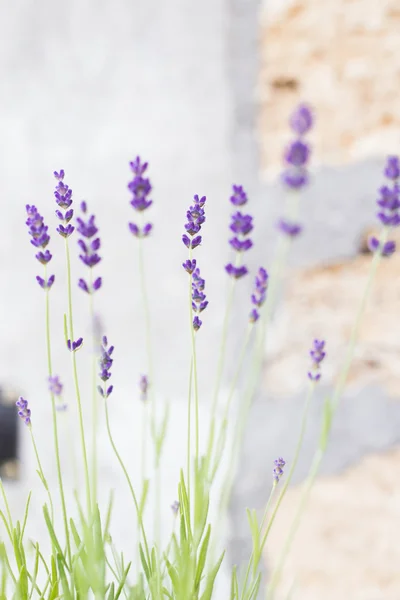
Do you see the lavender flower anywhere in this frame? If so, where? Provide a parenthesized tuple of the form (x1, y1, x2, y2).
(67, 337, 83, 352)
(273, 457, 285, 484)
(25, 205, 55, 289)
(230, 185, 248, 206)
(369, 156, 400, 256)
(76, 201, 102, 293)
(249, 267, 268, 322)
(308, 339, 326, 381)
(171, 500, 180, 515)
(48, 375, 63, 396)
(128, 157, 153, 238)
(16, 397, 31, 426)
(225, 264, 248, 279)
(54, 170, 75, 238)
(139, 375, 149, 402)
(182, 194, 206, 249)
(189, 267, 208, 330)
(97, 336, 114, 398)
(277, 219, 303, 238)
(279, 104, 313, 236)
(48, 376, 67, 411)
(226, 185, 253, 278)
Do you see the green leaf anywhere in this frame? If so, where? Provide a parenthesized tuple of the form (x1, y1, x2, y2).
(114, 562, 132, 599)
(165, 558, 179, 595)
(43, 506, 67, 570)
(139, 479, 150, 520)
(57, 555, 72, 600)
(139, 544, 150, 583)
(107, 582, 115, 600)
(195, 524, 211, 592)
(230, 565, 239, 600)
(200, 551, 225, 600)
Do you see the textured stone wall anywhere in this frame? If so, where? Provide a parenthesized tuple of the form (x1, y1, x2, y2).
(258, 0, 400, 174)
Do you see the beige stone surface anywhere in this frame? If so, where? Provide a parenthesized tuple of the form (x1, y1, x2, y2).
(258, 0, 400, 175)
(264, 447, 400, 600)
(264, 230, 400, 398)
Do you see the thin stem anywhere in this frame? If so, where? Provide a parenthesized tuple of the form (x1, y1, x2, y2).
(186, 360, 193, 506)
(259, 383, 315, 554)
(266, 451, 322, 598)
(65, 239, 92, 518)
(188, 248, 200, 469)
(209, 325, 253, 483)
(29, 429, 54, 525)
(331, 229, 387, 412)
(207, 254, 242, 462)
(88, 269, 99, 514)
(44, 269, 72, 569)
(138, 237, 153, 393)
(104, 400, 151, 566)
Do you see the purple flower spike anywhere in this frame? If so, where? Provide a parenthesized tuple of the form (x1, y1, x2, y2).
(277, 219, 303, 238)
(26, 205, 51, 249)
(54, 170, 73, 210)
(182, 195, 206, 249)
(249, 267, 268, 322)
(48, 375, 63, 396)
(139, 375, 149, 402)
(308, 339, 326, 381)
(289, 104, 313, 136)
(16, 397, 31, 426)
(230, 185, 248, 206)
(226, 186, 253, 276)
(77, 203, 102, 293)
(98, 336, 114, 398)
(128, 157, 153, 228)
(191, 267, 208, 324)
(273, 457, 286, 484)
(375, 157, 400, 236)
(67, 337, 83, 352)
(281, 104, 313, 193)
(225, 264, 248, 279)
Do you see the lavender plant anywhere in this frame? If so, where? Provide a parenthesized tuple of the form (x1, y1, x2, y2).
(0, 106, 395, 600)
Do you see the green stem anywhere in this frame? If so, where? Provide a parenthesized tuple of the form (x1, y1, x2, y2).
(259, 383, 314, 555)
(206, 254, 242, 463)
(266, 451, 322, 598)
(104, 400, 151, 565)
(29, 428, 54, 525)
(188, 248, 200, 469)
(44, 269, 72, 569)
(187, 360, 193, 507)
(209, 325, 252, 483)
(88, 270, 98, 515)
(65, 239, 92, 518)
